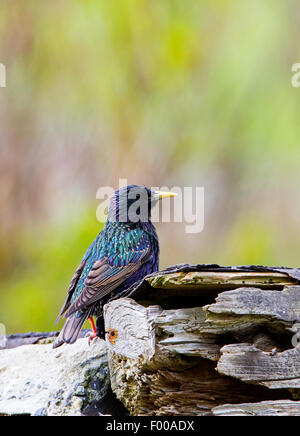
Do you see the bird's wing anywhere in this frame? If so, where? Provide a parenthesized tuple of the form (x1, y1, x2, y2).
(65, 234, 151, 317)
(55, 258, 87, 323)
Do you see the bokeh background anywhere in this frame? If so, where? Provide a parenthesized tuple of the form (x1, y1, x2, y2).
(1, 0, 300, 333)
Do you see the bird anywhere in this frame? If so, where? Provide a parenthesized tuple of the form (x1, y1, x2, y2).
(53, 185, 176, 348)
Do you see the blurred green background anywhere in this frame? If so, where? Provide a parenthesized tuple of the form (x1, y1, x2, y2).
(1, 0, 300, 333)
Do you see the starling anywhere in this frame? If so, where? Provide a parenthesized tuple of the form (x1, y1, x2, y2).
(53, 185, 176, 348)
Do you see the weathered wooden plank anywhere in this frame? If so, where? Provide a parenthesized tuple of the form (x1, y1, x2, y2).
(154, 307, 220, 360)
(212, 400, 300, 416)
(147, 271, 295, 293)
(119, 264, 300, 305)
(217, 343, 300, 389)
(202, 286, 300, 341)
(205, 286, 300, 323)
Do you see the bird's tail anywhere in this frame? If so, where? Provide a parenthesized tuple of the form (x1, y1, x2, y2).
(53, 308, 91, 349)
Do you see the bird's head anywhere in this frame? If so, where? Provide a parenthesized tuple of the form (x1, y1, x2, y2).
(108, 185, 176, 224)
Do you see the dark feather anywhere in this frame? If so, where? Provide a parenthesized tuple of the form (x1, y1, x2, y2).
(55, 259, 87, 323)
(53, 307, 93, 348)
(65, 246, 150, 317)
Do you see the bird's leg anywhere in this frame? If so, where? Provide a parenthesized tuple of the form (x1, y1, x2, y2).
(87, 316, 97, 344)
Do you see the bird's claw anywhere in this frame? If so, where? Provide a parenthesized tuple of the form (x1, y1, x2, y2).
(86, 331, 98, 346)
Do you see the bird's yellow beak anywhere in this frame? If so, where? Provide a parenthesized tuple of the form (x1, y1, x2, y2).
(157, 191, 177, 199)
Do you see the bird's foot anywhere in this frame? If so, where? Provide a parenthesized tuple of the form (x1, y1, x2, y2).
(86, 316, 98, 346)
(86, 330, 98, 346)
